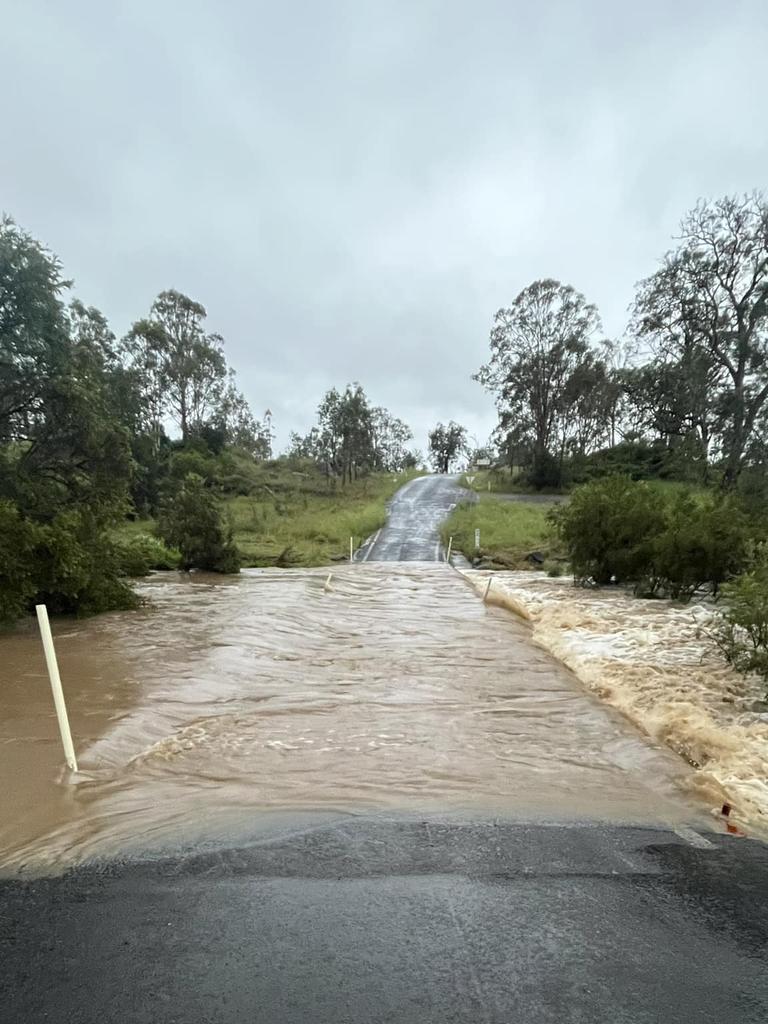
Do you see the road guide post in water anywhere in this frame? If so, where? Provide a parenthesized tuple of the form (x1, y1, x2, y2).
(35, 604, 78, 773)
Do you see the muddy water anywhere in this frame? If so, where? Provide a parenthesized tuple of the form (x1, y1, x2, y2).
(0, 565, 710, 872)
(466, 570, 768, 831)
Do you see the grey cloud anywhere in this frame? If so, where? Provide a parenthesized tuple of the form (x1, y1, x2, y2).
(2, 0, 766, 451)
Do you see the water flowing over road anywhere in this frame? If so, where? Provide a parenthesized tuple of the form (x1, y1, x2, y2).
(1, 474, 766, 1022)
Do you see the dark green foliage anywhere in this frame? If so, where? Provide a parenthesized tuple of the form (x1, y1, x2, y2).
(158, 475, 241, 573)
(552, 476, 753, 599)
(428, 421, 467, 473)
(713, 547, 768, 696)
(0, 501, 42, 622)
(648, 494, 749, 599)
(0, 217, 138, 622)
(168, 447, 218, 483)
(550, 476, 667, 585)
(0, 501, 139, 623)
(115, 534, 181, 576)
(33, 510, 139, 616)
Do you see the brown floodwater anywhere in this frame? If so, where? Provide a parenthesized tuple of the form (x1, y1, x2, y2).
(0, 565, 713, 873)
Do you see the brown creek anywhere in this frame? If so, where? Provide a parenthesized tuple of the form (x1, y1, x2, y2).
(0, 565, 716, 873)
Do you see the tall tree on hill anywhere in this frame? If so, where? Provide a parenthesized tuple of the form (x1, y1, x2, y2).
(475, 279, 607, 488)
(125, 289, 227, 441)
(632, 193, 768, 487)
(428, 421, 467, 473)
(371, 407, 413, 471)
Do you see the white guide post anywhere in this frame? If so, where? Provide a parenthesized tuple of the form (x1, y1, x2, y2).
(35, 604, 78, 772)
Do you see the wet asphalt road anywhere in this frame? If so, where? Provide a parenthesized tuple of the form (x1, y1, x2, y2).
(2, 474, 767, 1022)
(2, 820, 767, 1023)
(358, 472, 471, 561)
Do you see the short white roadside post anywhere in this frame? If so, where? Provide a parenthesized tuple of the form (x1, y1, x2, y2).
(474, 528, 480, 552)
(349, 536, 354, 563)
(446, 536, 453, 563)
(35, 604, 78, 773)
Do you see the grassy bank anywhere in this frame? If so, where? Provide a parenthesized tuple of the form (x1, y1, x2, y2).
(441, 497, 555, 569)
(116, 465, 423, 568)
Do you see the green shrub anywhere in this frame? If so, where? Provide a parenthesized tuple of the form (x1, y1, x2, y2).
(0, 500, 42, 622)
(158, 474, 241, 573)
(553, 476, 753, 599)
(168, 449, 218, 483)
(550, 476, 667, 585)
(0, 500, 141, 623)
(649, 493, 749, 599)
(115, 533, 181, 576)
(713, 546, 768, 697)
(32, 510, 140, 617)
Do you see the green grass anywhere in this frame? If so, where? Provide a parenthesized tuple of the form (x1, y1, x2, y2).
(115, 465, 424, 569)
(441, 497, 555, 569)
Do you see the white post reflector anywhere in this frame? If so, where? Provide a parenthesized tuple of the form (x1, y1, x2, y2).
(35, 604, 78, 772)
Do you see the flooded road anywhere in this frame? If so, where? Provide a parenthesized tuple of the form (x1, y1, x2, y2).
(0, 564, 710, 872)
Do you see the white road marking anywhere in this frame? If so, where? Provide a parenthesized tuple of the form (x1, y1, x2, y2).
(673, 826, 715, 849)
(362, 529, 381, 562)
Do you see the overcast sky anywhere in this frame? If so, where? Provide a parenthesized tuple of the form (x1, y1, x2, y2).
(2, 1, 767, 452)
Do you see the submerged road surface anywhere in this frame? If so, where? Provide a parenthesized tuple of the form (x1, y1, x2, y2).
(1, 475, 767, 1022)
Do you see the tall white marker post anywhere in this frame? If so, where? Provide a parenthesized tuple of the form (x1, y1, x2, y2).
(35, 604, 78, 773)
(446, 536, 453, 563)
(349, 536, 354, 563)
(475, 528, 481, 552)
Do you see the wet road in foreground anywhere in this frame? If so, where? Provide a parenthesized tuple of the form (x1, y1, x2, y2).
(1, 474, 767, 1022)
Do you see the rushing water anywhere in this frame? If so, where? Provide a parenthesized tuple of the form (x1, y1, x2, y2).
(465, 570, 768, 832)
(0, 565, 714, 872)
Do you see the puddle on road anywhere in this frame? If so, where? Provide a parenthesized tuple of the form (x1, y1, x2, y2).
(0, 565, 712, 872)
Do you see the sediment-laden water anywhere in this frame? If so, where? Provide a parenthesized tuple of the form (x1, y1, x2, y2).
(0, 565, 720, 872)
(466, 570, 768, 832)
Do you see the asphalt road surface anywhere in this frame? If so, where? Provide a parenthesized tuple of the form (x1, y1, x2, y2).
(2, 474, 767, 1023)
(357, 472, 471, 561)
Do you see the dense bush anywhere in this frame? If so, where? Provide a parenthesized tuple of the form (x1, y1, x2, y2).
(0, 501, 42, 622)
(713, 546, 768, 697)
(551, 476, 752, 599)
(158, 474, 241, 573)
(648, 493, 749, 599)
(115, 533, 181, 576)
(0, 501, 139, 623)
(550, 476, 667, 585)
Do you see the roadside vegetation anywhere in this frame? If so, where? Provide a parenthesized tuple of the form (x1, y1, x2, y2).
(0, 216, 422, 624)
(116, 463, 420, 570)
(471, 191, 768, 691)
